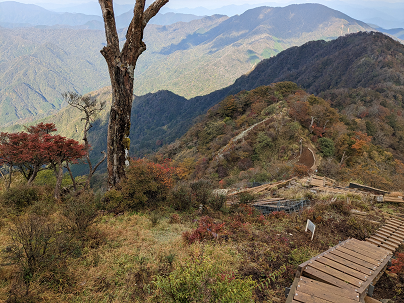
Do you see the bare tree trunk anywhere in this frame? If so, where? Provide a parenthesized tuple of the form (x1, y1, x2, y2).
(54, 161, 64, 200)
(27, 166, 39, 185)
(65, 162, 77, 192)
(0, 166, 12, 190)
(99, 0, 169, 189)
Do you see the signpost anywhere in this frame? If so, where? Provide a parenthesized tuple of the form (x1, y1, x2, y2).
(305, 219, 316, 240)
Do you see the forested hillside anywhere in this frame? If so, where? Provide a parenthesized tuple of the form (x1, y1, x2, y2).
(160, 82, 404, 191)
(0, 3, 372, 127)
(8, 31, 404, 175)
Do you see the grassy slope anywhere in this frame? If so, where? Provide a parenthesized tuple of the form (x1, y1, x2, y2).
(0, 183, 402, 302)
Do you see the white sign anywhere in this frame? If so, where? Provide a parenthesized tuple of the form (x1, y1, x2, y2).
(305, 219, 316, 240)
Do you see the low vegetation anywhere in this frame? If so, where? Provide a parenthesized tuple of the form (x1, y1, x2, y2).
(0, 158, 403, 302)
(1, 80, 404, 302)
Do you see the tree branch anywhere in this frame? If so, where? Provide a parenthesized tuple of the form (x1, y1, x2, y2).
(92, 151, 107, 175)
(99, 0, 120, 57)
(143, 0, 169, 26)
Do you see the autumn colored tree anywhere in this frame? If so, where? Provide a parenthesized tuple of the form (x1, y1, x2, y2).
(0, 123, 57, 185)
(98, 0, 169, 189)
(46, 135, 86, 199)
(351, 131, 372, 153)
(0, 123, 86, 199)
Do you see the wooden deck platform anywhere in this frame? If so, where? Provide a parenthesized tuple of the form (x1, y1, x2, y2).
(286, 238, 393, 303)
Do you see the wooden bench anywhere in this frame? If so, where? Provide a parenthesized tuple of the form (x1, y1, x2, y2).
(286, 238, 393, 303)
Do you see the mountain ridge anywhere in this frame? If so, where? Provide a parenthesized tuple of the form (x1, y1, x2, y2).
(0, 4, 373, 128)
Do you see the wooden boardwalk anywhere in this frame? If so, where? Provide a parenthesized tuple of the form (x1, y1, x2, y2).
(286, 239, 393, 303)
(286, 218, 404, 303)
(366, 219, 404, 252)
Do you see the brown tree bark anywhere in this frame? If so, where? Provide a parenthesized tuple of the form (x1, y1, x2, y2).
(98, 0, 169, 188)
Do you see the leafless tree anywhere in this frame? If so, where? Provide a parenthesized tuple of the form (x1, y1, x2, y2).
(62, 92, 106, 190)
(98, 0, 169, 188)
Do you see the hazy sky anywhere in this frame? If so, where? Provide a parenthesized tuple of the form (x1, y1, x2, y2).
(6, 0, 404, 9)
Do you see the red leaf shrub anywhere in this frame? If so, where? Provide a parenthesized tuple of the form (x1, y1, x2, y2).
(182, 216, 225, 244)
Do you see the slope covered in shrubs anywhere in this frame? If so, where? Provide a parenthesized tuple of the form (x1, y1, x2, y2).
(159, 82, 404, 191)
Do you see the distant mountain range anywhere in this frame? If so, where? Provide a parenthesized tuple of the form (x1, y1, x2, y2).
(0, 4, 373, 128)
(0, 1, 203, 28)
(16, 31, 404, 178)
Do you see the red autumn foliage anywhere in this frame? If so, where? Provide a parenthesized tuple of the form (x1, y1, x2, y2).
(389, 252, 404, 274)
(351, 131, 372, 152)
(182, 216, 225, 244)
(0, 123, 86, 185)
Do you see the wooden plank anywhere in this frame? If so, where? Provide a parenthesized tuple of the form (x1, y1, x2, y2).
(299, 277, 360, 301)
(349, 239, 390, 255)
(386, 220, 402, 226)
(377, 233, 404, 242)
(375, 230, 403, 241)
(309, 260, 363, 287)
(341, 241, 387, 261)
(385, 223, 403, 231)
(375, 238, 403, 246)
(369, 236, 399, 248)
(379, 226, 397, 233)
(297, 283, 359, 303)
(388, 218, 404, 224)
(293, 291, 339, 303)
(384, 239, 403, 249)
(322, 252, 373, 275)
(386, 222, 402, 228)
(364, 296, 382, 303)
(303, 266, 357, 290)
(384, 237, 402, 246)
(329, 250, 378, 270)
(336, 247, 380, 266)
(367, 238, 396, 251)
(346, 241, 389, 260)
(366, 238, 396, 252)
(316, 256, 368, 281)
(377, 228, 404, 237)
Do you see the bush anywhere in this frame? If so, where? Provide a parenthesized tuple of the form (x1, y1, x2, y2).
(318, 137, 335, 157)
(168, 183, 193, 211)
(1, 185, 40, 211)
(208, 194, 226, 211)
(102, 158, 177, 211)
(62, 191, 98, 237)
(289, 247, 320, 265)
(154, 254, 256, 302)
(182, 216, 225, 244)
(238, 192, 256, 204)
(292, 164, 310, 178)
(190, 179, 213, 207)
(6, 214, 73, 298)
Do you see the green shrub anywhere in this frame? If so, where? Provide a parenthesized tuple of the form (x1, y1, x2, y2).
(6, 214, 74, 299)
(318, 137, 335, 157)
(208, 194, 226, 211)
(238, 192, 256, 204)
(1, 185, 40, 211)
(168, 183, 193, 211)
(289, 247, 320, 265)
(190, 179, 213, 207)
(119, 158, 177, 210)
(62, 191, 98, 237)
(101, 159, 177, 212)
(100, 188, 124, 213)
(154, 255, 256, 302)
